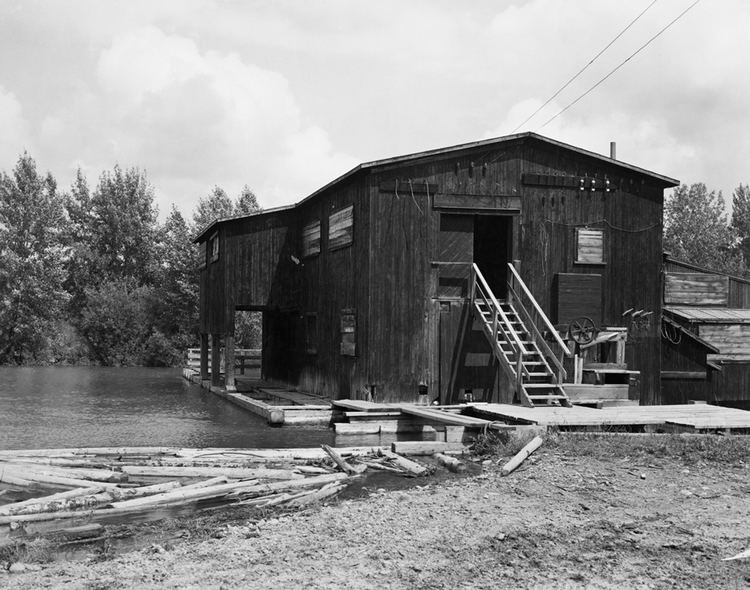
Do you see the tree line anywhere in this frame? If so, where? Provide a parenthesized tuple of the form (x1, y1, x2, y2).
(0, 153, 261, 366)
(664, 182, 750, 276)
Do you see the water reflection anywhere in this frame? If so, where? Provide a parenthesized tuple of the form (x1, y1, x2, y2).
(0, 367, 334, 450)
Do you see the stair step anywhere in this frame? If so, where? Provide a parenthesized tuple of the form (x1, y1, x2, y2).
(523, 383, 564, 389)
(528, 395, 569, 401)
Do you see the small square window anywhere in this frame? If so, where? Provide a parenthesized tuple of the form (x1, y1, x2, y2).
(576, 228, 604, 264)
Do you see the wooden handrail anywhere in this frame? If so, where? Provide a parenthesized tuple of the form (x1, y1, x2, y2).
(506, 263, 572, 357)
(472, 264, 528, 357)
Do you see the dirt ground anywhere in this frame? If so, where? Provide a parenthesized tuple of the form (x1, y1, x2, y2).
(2, 433, 749, 589)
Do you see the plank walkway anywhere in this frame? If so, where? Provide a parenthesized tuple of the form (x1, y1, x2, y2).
(467, 403, 750, 430)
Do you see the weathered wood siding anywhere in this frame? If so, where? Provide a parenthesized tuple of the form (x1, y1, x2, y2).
(664, 258, 750, 308)
(518, 142, 665, 404)
(554, 273, 603, 325)
(699, 324, 750, 360)
(664, 272, 729, 306)
(289, 178, 369, 399)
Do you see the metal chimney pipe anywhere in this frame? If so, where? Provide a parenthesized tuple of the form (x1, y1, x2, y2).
(610, 141, 617, 160)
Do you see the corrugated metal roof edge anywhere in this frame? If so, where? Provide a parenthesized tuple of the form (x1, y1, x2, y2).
(195, 132, 680, 242)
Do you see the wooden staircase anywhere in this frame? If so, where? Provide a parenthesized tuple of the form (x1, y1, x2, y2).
(471, 264, 573, 408)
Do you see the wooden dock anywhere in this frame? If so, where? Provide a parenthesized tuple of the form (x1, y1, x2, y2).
(466, 403, 750, 431)
(333, 399, 750, 436)
(181, 369, 332, 426)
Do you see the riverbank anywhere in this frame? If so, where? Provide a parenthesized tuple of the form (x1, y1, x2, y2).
(2, 433, 749, 589)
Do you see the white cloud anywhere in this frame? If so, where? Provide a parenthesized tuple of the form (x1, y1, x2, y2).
(86, 26, 357, 213)
(0, 86, 31, 165)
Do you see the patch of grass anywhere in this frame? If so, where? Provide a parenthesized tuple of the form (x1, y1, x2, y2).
(548, 432, 750, 465)
(471, 429, 541, 457)
(0, 538, 55, 566)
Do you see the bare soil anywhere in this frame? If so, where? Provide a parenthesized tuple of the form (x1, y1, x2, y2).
(2, 433, 749, 589)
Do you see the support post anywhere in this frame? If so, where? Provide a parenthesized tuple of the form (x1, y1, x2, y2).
(199, 333, 209, 381)
(211, 334, 222, 387)
(224, 334, 236, 392)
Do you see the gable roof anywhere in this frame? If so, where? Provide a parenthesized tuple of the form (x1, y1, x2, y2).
(195, 131, 679, 242)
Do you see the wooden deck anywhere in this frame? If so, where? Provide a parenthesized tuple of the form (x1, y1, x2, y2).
(467, 403, 750, 431)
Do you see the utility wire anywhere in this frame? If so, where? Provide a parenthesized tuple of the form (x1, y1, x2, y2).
(539, 0, 701, 129)
(510, 0, 659, 134)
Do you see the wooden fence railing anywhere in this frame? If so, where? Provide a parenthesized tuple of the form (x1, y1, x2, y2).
(187, 348, 261, 374)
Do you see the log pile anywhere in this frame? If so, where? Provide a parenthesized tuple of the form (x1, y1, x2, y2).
(0, 445, 427, 546)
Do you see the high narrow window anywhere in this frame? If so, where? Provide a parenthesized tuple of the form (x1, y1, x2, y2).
(209, 232, 220, 262)
(302, 220, 321, 257)
(198, 241, 207, 269)
(575, 228, 604, 264)
(328, 205, 353, 250)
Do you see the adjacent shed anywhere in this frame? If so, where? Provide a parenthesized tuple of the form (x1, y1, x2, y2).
(195, 132, 678, 405)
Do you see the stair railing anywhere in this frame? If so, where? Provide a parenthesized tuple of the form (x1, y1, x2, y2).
(471, 264, 529, 391)
(506, 263, 573, 384)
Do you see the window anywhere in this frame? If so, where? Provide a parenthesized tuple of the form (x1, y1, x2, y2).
(302, 220, 321, 257)
(198, 241, 207, 269)
(575, 228, 604, 264)
(304, 313, 318, 354)
(340, 309, 356, 356)
(209, 232, 220, 262)
(328, 205, 353, 250)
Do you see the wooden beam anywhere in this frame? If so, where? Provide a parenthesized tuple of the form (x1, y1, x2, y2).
(660, 371, 708, 380)
(200, 334, 209, 380)
(210, 334, 222, 387)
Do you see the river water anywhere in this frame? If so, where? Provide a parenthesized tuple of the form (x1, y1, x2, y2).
(0, 367, 334, 450)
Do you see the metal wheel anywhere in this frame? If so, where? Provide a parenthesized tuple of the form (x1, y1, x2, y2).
(569, 317, 597, 345)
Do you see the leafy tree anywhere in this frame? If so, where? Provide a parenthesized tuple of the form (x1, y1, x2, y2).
(0, 153, 68, 363)
(151, 206, 199, 350)
(731, 183, 750, 270)
(192, 186, 234, 233)
(77, 278, 153, 366)
(88, 165, 159, 284)
(235, 185, 260, 215)
(664, 183, 743, 274)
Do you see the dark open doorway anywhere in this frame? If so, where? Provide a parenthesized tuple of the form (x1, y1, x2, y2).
(473, 215, 512, 299)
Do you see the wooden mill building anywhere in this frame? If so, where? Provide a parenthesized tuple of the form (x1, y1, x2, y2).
(195, 132, 679, 406)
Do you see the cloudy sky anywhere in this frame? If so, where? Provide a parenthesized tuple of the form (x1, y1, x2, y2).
(0, 0, 746, 217)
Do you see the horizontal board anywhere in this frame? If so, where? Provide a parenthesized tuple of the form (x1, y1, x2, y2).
(432, 194, 521, 211)
(664, 273, 729, 306)
(379, 180, 439, 194)
(302, 220, 321, 257)
(576, 229, 603, 264)
(328, 206, 353, 250)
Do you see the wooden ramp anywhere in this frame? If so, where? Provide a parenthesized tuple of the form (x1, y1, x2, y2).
(468, 403, 750, 430)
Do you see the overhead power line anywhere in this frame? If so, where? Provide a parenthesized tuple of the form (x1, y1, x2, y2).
(510, 0, 659, 134)
(539, 0, 701, 130)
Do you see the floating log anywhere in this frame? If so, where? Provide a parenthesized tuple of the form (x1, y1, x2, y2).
(0, 467, 121, 490)
(321, 445, 365, 476)
(0, 482, 184, 521)
(501, 436, 544, 476)
(120, 465, 303, 480)
(0, 487, 103, 516)
(391, 441, 470, 456)
(0, 462, 127, 483)
(286, 482, 346, 507)
(434, 453, 466, 473)
(110, 472, 348, 512)
(378, 450, 429, 476)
